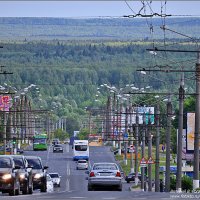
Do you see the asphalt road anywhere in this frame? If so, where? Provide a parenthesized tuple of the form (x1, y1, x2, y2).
(0, 144, 183, 200)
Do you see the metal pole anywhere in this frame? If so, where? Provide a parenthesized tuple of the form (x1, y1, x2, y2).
(3, 111, 7, 155)
(113, 93, 116, 147)
(135, 108, 139, 185)
(193, 52, 200, 189)
(118, 99, 121, 155)
(130, 104, 134, 173)
(141, 111, 146, 191)
(155, 104, 160, 192)
(148, 111, 152, 191)
(165, 96, 172, 192)
(124, 106, 128, 165)
(176, 73, 184, 192)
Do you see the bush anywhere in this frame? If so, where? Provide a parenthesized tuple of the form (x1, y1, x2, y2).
(182, 175, 193, 192)
(170, 176, 176, 191)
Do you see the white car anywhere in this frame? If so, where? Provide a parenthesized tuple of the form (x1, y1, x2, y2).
(76, 159, 88, 170)
(49, 173, 61, 187)
(46, 174, 54, 192)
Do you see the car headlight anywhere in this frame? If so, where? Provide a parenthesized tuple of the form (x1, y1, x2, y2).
(19, 173, 26, 179)
(34, 173, 43, 179)
(2, 174, 12, 180)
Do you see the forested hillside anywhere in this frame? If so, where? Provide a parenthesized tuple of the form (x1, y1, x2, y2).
(0, 17, 198, 134)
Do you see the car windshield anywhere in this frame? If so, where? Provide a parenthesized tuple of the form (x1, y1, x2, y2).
(47, 175, 52, 181)
(93, 164, 118, 170)
(75, 145, 87, 151)
(26, 158, 42, 169)
(0, 158, 12, 168)
(54, 145, 62, 147)
(78, 160, 87, 163)
(13, 158, 25, 168)
(49, 173, 59, 178)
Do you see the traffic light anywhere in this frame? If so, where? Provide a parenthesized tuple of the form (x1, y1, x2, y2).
(13, 137, 16, 144)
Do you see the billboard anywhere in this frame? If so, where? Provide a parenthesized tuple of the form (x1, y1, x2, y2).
(186, 112, 200, 152)
(129, 107, 154, 125)
(0, 95, 11, 111)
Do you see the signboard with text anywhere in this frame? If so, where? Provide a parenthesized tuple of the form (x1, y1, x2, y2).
(0, 95, 11, 111)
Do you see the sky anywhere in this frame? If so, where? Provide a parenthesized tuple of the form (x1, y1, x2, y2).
(0, 1, 200, 18)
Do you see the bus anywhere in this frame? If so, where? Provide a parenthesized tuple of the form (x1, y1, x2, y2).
(33, 133, 48, 151)
(73, 140, 89, 161)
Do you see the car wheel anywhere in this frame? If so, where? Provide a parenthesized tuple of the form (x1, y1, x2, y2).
(88, 184, 93, 191)
(29, 184, 33, 194)
(9, 182, 16, 196)
(117, 184, 122, 191)
(40, 184, 47, 192)
(127, 181, 130, 183)
(58, 183, 60, 187)
(22, 183, 29, 195)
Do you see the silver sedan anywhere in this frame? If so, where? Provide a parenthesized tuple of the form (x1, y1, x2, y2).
(87, 162, 122, 191)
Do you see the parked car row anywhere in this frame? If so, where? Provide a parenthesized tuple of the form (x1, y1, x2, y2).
(0, 154, 61, 196)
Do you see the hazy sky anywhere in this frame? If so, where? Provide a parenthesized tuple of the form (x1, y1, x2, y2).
(0, 1, 200, 17)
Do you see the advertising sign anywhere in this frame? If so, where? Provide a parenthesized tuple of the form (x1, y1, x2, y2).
(129, 107, 154, 125)
(0, 95, 11, 111)
(186, 112, 200, 152)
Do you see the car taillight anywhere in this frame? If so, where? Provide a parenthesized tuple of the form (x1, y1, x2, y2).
(89, 172, 95, 177)
(116, 171, 121, 177)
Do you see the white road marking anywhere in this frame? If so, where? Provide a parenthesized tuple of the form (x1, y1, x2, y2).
(66, 143, 70, 153)
(46, 145, 51, 165)
(102, 198, 116, 200)
(66, 178, 70, 192)
(69, 197, 86, 199)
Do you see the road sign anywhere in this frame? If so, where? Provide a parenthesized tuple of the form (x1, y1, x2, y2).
(147, 156, 155, 164)
(140, 157, 147, 167)
(124, 132, 128, 138)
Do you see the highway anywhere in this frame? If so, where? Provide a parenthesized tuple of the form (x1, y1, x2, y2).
(1, 144, 174, 200)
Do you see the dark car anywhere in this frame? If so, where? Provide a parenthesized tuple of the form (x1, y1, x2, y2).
(125, 172, 141, 183)
(0, 155, 21, 196)
(52, 138, 60, 146)
(11, 155, 33, 194)
(25, 156, 48, 192)
(53, 144, 63, 153)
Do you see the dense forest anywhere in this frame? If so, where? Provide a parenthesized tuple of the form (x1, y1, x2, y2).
(0, 17, 198, 135)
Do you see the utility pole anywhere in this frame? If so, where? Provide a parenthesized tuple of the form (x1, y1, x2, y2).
(148, 111, 152, 191)
(193, 52, 200, 189)
(155, 104, 160, 192)
(124, 106, 128, 165)
(130, 105, 134, 173)
(165, 96, 172, 192)
(3, 111, 7, 155)
(176, 73, 185, 192)
(134, 108, 139, 185)
(141, 112, 146, 191)
(113, 93, 116, 148)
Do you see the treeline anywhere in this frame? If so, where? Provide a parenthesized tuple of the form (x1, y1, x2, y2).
(0, 17, 200, 40)
(0, 40, 196, 111)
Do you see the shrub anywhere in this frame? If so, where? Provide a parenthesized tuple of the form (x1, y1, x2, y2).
(181, 175, 193, 192)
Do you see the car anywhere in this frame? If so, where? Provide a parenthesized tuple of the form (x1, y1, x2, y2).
(11, 155, 33, 194)
(53, 144, 63, 153)
(49, 173, 61, 187)
(46, 174, 54, 192)
(64, 139, 70, 144)
(52, 138, 60, 146)
(0, 155, 21, 196)
(125, 172, 141, 183)
(25, 156, 48, 192)
(76, 159, 88, 170)
(87, 162, 122, 191)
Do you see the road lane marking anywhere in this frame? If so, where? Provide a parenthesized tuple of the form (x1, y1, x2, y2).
(67, 161, 70, 176)
(45, 145, 51, 165)
(66, 178, 70, 192)
(69, 197, 86, 199)
(66, 143, 69, 153)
